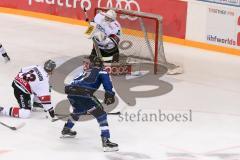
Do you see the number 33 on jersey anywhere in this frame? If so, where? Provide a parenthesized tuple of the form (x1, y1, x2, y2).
(14, 65, 50, 98)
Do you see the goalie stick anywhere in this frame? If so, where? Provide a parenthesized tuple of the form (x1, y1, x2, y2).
(83, 6, 103, 60)
(83, 6, 89, 22)
(0, 121, 25, 130)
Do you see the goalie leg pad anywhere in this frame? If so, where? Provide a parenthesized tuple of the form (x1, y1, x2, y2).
(100, 47, 119, 63)
(112, 51, 119, 62)
(89, 48, 97, 63)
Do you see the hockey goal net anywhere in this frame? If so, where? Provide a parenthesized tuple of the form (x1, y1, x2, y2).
(95, 7, 183, 75)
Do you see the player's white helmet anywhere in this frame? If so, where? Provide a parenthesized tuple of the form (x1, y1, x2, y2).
(104, 9, 117, 21)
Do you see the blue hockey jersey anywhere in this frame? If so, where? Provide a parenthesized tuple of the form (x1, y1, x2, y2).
(69, 67, 114, 95)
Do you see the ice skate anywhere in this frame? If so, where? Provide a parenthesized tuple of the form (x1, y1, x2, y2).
(61, 127, 77, 138)
(101, 137, 118, 152)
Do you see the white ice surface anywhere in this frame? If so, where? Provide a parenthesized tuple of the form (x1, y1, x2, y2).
(0, 13, 240, 160)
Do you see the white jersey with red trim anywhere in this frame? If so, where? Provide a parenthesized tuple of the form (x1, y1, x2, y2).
(93, 12, 121, 50)
(94, 12, 121, 37)
(13, 65, 52, 111)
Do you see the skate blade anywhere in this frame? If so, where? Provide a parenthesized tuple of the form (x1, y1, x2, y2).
(103, 146, 119, 152)
(60, 135, 76, 139)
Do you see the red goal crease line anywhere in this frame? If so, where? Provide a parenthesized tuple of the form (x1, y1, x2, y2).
(0, 7, 239, 56)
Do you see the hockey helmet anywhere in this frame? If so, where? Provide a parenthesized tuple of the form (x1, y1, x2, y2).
(104, 10, 117, 21)
(44, 59, 56, 73)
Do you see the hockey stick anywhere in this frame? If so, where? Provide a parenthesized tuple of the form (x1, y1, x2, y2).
(55, 112, 121, 116)
(0, 121, 25, 130)
(51, 115, 69, 122)
(52, 111, 121, 122)
(106, 111, 121, 115)
(92, 38, 103, 59)
(83, 6, 89, 22)
(83, 6, 103, 59)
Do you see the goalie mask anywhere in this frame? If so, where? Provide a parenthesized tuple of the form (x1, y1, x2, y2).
(104, 10, 116, 22)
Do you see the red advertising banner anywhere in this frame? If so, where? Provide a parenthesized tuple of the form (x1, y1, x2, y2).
(0, 0, 187, 39)
(238, 16, 240, 46)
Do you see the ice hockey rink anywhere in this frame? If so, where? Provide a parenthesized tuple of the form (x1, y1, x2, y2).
(0, 13, 240, 160)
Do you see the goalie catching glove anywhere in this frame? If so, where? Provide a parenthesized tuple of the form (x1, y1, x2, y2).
(104, 92, 115, 105)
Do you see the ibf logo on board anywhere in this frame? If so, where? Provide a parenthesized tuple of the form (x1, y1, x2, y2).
(207, 11, 240, 47)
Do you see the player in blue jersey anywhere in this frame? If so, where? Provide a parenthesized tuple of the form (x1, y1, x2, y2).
(62, 57, 118, 152)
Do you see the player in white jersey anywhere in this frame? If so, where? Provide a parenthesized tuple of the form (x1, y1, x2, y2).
(0, 60, 56, 118)
(0, 43, 10, 62)
(89, 9, 121, 63)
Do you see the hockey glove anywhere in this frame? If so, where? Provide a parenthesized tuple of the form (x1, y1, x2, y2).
(104, 92, 115, 105)
(48, 107, 55, 118)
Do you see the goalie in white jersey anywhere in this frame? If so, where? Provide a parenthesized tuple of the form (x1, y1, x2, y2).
(0, 60, 56, 118)
(88, 9, 121, 63)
